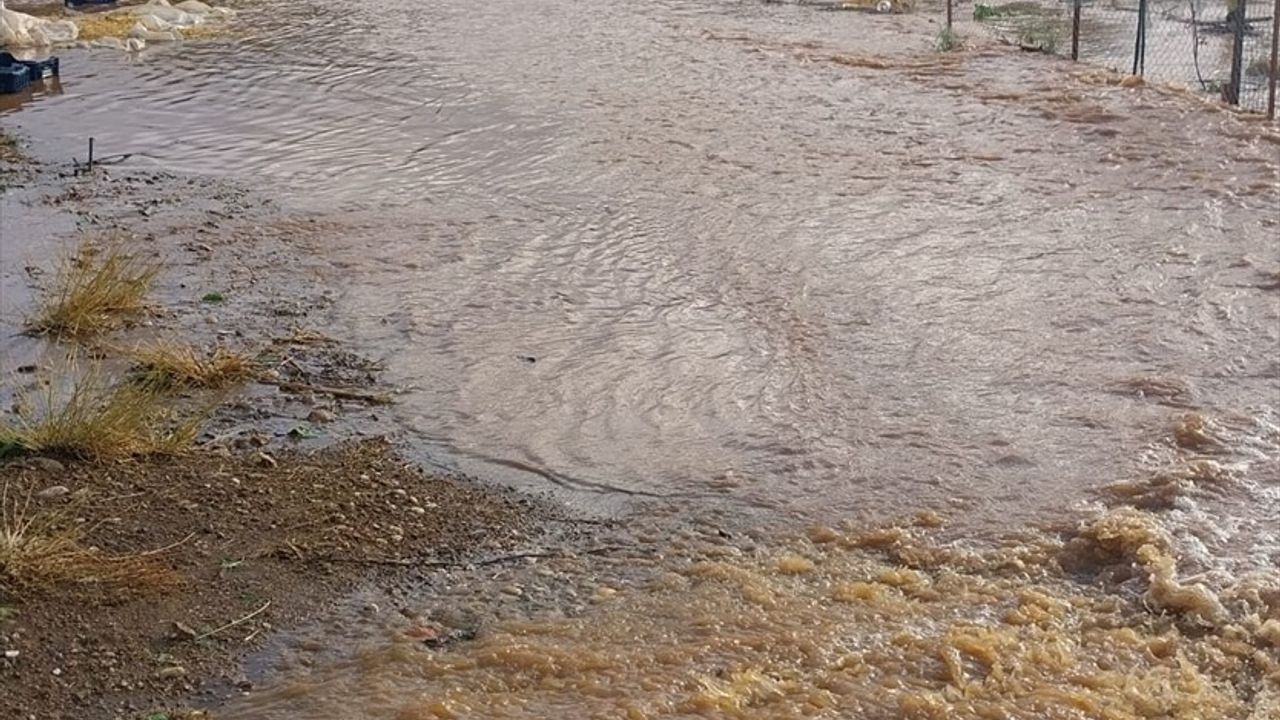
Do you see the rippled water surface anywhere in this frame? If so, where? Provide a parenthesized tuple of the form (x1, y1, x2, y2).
(7, 0, 1278, 527)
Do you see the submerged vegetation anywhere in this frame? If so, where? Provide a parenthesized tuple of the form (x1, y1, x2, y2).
(1017, 17, 1063, 54)
(0, 362, 200, 460)
(127, 342, 255, 388)
(26, 238, 158, 338)
(0, 130, 21, 164)
(973, 1, 1065, 53)
(936, 27, 962, 52)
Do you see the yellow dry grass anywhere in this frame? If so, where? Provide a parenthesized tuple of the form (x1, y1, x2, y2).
(1, 362, 199, 460)
(128, 342, 254, 388)
(26, 239, 158, 338)
(0, 130, 21, 165)
(71, 13, 139, 42)
(71, 8, 239, 43)
(0, 483, 175, 595)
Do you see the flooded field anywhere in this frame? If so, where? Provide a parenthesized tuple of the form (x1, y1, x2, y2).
(2, 0, 1278, 716)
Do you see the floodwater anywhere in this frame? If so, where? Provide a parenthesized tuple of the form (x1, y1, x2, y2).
(3, 0, 1280, 716)
(216, 509, 1280, 719)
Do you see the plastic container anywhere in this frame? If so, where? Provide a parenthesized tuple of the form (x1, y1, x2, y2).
(0, 52, 59, 81)
(19, 56, 59, 80)
(0, 63, 30, 94)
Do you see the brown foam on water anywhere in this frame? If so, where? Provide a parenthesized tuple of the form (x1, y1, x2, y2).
(1104, 459, 1237, 511)
(228, 509, 1279, 720)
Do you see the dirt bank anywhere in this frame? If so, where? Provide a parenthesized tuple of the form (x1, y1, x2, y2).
(1, 440, 544, 720)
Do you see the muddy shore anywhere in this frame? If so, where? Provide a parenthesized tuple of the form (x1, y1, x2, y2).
(0, 137, 603, 719)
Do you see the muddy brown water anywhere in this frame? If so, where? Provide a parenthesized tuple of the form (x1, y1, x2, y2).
(2, 0, 1279, 716)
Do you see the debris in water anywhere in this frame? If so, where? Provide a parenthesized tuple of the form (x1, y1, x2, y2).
(225, 513, 1280, 719)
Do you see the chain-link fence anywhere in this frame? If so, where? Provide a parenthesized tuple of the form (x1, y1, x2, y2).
(951, 0, 1279, 116)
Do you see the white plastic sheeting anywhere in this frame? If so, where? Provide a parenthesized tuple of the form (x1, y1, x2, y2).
(0, 1, 79, 48)
(125, 0, 235, 42)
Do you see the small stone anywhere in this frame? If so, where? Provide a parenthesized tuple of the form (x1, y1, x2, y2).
(306, 408, 336, 424)
(2, 650, 17, 659)
(36, 485, 71, 499)
(28, 458, 66, 474)
(403, 623, 441, 643)
(157, 666, 186, 680)
(172, 621, 198, 641)
(51, 668, 62, 676)
(255, 452, 277, 468)
(590, 587, 619, 603)
(407, 506, 425, 515)
(500, 585, 523, 597)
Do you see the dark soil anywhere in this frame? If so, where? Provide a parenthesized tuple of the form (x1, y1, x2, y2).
(0, 440, 544, 720)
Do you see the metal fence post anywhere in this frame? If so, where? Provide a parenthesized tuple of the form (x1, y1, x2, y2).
(1132, 0, 1148, 75)
(1071, 0, 1081, 61)
(1268, 0, 1279, 118)
(1227, 0, 1247, 104)
(946, 0, 953, 31)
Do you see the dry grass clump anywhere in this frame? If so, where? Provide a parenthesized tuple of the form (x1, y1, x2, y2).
(0, 130, 21, 165)
(26, 239, 158, 338)
(128, 342, 254, 388)
(0, 484, 174, 595)
(1, 363, 198, 460)
(71, 13, 139, 42)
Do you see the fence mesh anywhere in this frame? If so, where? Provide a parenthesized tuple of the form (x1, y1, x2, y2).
(963, 0, 1278, 114)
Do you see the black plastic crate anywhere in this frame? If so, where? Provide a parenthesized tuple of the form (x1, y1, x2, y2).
(0, 53, 59, 83)
(0, 64, 30, 95)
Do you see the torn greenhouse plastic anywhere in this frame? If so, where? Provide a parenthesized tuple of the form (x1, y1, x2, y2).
(0, 1, 79, 47)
